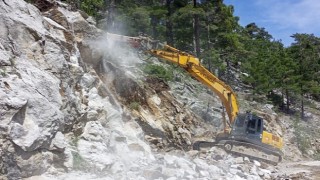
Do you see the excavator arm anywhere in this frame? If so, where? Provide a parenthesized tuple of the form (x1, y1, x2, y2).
(106, 32, 239, 130)
(147, 45, 239, 132)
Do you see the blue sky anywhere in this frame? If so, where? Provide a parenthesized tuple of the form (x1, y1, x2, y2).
(224, 0, 320, 46)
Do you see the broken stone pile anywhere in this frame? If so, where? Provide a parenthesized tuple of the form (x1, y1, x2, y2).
(31, 146, 279, 180)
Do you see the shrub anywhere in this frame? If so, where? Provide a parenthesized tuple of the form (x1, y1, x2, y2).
(72, 151, 89, 171)
(129, 101, 140, 110)
(143, 64, 173, 81)
(80, 0, 104, 18)
(0, 69, 6, 77)
(294, 117, 311, 154)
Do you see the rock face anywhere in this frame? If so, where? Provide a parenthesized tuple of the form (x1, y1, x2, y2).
(0, 0, 103, 178)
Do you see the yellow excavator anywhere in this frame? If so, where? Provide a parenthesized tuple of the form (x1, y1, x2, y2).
(107, 33, 283, 164)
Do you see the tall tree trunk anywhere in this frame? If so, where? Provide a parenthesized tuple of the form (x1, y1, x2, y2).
(299, 47, 304, 119)
(193, 0, 200, 57)
(286, 89, 290, 113)
(225, 58, 231, 83)
(206, 21, 212, 72)
(151, 16, 158, 39)
(106, 0, 116, 32)
(166, 0, 174, 46)
(280, 89, 284, 111)
(301, 92, 305, 119)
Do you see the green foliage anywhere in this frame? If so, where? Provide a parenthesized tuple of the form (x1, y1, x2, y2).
(266, 92, 283, 108)
(201, 49, 225, 74)
(80, 0, 104, 18)
(294, 117, 311, 154)
(72, 151, 90, 170)
(285, 33, 320, 116)
(114, 6, 153, 36)
(9, 57, 16, 66)
(314, 151, 320, 160)
(129, 101, 140, 110)
(143, 64, 173, 81)
(58, 0, 320, 114)
(171, 5, 197, 51)
(245, 23, 272, 40)
(150, 6, 167, 40)
(0, 69, 6, 77)
(240, 24, 280, 94)
(108, 0, 319, 113)
(70, 137, 90, 171)
(130, 7, 150, 34)
(288, 33, 320, 95)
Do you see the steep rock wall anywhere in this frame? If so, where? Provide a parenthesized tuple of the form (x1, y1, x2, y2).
(0, 0, 106, 178)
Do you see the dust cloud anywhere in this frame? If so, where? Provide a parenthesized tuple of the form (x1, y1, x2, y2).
(92, 32, 144, 68)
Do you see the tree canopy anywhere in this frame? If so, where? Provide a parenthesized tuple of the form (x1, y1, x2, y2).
(62, 0, 320, 118)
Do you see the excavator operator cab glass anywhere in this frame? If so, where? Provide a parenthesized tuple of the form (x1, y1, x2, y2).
(247, 118, 256, 134)
(246, 114, 263, 135)
(257, 119, 262, 132)
(235, 114, 246, 127)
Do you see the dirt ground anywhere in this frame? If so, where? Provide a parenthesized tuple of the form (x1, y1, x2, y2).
(275, 161, 320, 180)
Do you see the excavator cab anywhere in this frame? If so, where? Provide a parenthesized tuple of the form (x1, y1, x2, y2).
(230, 113, 264, 145)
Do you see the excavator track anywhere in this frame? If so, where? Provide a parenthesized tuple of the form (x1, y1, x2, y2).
(223, 140, 282, 165)
(193, 141, 218, 150)
(193, 139, 282, 165)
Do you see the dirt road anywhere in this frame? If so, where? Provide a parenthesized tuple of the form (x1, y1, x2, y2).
(275, 161, 320, 179)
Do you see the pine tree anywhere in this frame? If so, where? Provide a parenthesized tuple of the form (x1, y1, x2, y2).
(166, 0, 174, 45)
(241, 23, 276, 94)
(289, 33, 320, 119)
(193, 0, 201, 57)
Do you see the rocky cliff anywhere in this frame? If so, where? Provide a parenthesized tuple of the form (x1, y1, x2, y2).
(1, 1, 320, 180)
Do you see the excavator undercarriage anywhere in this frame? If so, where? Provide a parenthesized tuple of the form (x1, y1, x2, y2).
(193, 139, 282, 165)
(193, 113, 283, 164)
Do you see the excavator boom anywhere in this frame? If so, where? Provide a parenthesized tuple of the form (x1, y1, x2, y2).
(149, 45, 239, 130)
